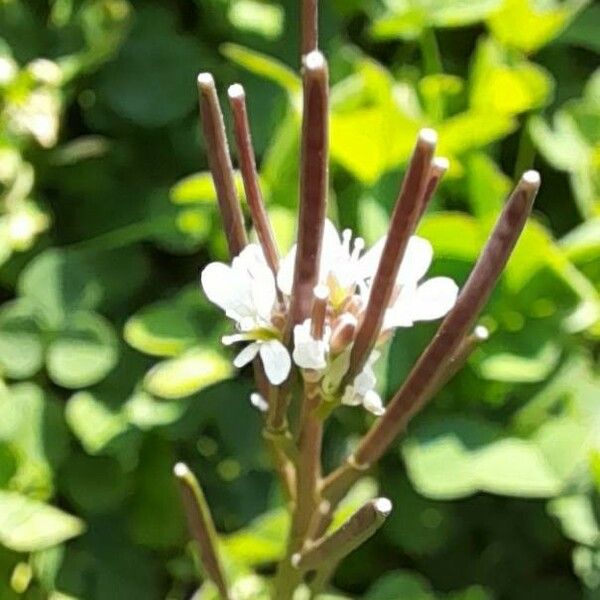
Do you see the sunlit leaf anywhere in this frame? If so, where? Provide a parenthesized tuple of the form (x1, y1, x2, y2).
(143, 348, 232, 399)
(0, 491, 84, 552)
(124, 301, 199, 358)
(487, 0, 589, 53)
(221, 43, 300, 97)
(403, 417, 562, 499)
(65, 391, 131, 454)
(46, 311, 118, 389)
(470, 37, 554, 115)
(227, 0, 284, 39)
(364, 570, 435, 599)
(0, 300, 44, 379)
(223, 508, 289, 566)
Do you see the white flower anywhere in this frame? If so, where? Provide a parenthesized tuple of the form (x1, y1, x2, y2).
(277, 219, 381, 310)
(292, 318, 331, 370)
(201, 244, 291, 385)
(377, 236, 459, 330)
(342, 351, 385, 416)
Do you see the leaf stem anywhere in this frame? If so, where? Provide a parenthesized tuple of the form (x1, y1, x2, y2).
(173, 463, 231, 600)
(419, 27, 443, 76)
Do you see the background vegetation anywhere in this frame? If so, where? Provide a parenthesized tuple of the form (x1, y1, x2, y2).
(0, 0, 599, 598)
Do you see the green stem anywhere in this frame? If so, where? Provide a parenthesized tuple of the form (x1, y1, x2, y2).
(513, 115, 537, 182)
(173, 463, 232, 600)
(419, 27, 442, 75)
(63, 219, 164, 253)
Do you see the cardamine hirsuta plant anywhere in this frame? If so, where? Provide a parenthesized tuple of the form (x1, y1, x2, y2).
(173, 4, 540, 599)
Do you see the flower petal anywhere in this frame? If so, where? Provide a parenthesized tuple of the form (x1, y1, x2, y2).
(363, 390, 385, 416)
(410, 277, 459, 322)
(251, 264, 277, 322)
(292, 321, 328, 370)
(201, 262, 253, 321)
(233, 342, 260, 368)
(384, 282, 418, 330)
(397, 236, 433, 284)
(250, 392, 269, 412)
(357, 237, 385, 281)
(319, 219, 343, 276)
(259, 339, 291, 385)
(341, 385, 361, 406)
(277, 245, 296, 295)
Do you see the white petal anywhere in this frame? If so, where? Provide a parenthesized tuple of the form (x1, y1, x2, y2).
(201, 262, 253, 321)
(251, 264, 277, 322)
(384, 283, 418, 329)
(357, 237, 385, 281)
(342, 385, 361, 406)
(319, 219, 343, 275)
(363, 390, 385, 416)
(292, 322, 328, 370)
(397, 236, 433, 284)
(353, 358, 378, 396)
(233, 342, 260, 368)
(250, 392, 269, 412)
(277, 245, 296, 295)
(410, 277, 459, 322)
(222, 333, 253, 346)
(259, 339, 291, 385)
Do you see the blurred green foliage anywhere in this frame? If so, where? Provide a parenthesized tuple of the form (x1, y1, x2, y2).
(0, 0, 599, 598)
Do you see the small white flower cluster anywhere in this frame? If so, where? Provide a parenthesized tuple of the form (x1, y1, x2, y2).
(201, 219, 458, 415)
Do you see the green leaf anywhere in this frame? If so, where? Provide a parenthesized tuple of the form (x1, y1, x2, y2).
(465, 153, 511, 219)
(223, 507, 289, 566)
(143, 348, 232, 399)
(124, 391, 187, 430)
(403, 417, 562, 500)
(0, 300, 44, 380)
(470, 37, 554, 115)
(65, 391, 131, 454)
(437, 111, 516, 159)
(170, 172, 245, 206)
(97, 6, 204, 127)
(0, 491, 84, 552)
(549, 495, 600, 546)
(329, 478, 378, 532)
(330, 61, 421, 183)
(487, 0, 589, 53)
(530, 73, 600, 218)
(364, 570, 435, 599)
(46, 312, 118, 389)
(559, 3, 600, 53)
(129, 436, 185, 548)
(0, 383, 69, 498)
(475, 438, 563, 497)
(18, 250, 100, 329)
(372, 0, 501, 40)
(476, 341, 561, 383)
(221, 43, 301, 97)
(62, 454, 130, 514)
(124, 301, 199, 358)
(227, 0, 284, 39)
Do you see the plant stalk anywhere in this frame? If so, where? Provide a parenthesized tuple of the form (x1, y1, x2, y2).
(343, 129, 437, 388)
(322, 171, 540, 508)
(228, 84, 280, 275)
(197, 73, 247, 257)
(173, 463, 231, 600)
